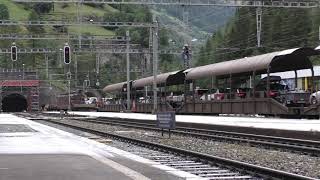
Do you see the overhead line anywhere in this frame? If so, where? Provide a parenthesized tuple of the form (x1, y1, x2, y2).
(12, 0, 320, 8)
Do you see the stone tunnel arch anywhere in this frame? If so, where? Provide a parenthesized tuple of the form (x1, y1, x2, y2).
(2, 93, 28, 112)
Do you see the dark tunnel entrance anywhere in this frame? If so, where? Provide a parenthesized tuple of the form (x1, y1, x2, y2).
(2, 93, 28, 112)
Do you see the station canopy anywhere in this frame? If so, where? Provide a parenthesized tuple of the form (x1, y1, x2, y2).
(186, 47, 319, 80)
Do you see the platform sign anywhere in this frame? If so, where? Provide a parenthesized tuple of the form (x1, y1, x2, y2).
(156, 111, 176, 138)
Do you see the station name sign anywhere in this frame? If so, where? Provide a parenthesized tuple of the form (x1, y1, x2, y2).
(156, 111, 176, 129)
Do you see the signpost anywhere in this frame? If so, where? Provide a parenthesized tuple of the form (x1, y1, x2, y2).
(156, 111, 176, 138)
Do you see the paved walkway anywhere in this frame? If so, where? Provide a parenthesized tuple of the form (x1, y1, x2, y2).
(0, 114, 197, 180)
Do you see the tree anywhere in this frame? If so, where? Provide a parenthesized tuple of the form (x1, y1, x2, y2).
(0, 4, 9, 19)
(27, 11, 45, 34)
(33, 3, 53, 14)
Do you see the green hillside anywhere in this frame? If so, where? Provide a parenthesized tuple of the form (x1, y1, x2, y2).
(0, 0, 30, 20)
(195, 7, 320, 88)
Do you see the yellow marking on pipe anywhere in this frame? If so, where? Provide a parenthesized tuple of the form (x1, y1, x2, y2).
(305, 77, 308, 91)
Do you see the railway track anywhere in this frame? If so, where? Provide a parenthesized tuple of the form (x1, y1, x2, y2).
(57, 116, 320, 156)
(28, 117, 315, 180)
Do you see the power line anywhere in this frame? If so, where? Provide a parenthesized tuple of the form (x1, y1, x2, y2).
(12, 0, 320, 8)
(0, 47, 185, 55)
(0, 34, 126, 41)
(0, 20, 154, 28)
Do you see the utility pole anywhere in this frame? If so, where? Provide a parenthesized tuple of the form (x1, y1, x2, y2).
(95, 53, 100, 87)
(152, 15, 159, 113)
(75, 54, 78, 87)
(256, 7, 262, 47)
(77, 0, 83, 48)
(45, 54, 49, 79)
(182, 5, 189, 33)
(126, 30, 131, 111)
(67, 71, 71, 111)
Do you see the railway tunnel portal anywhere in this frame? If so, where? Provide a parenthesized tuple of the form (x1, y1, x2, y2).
(2, 93, 28, 112)
(0, 70, 40, 112)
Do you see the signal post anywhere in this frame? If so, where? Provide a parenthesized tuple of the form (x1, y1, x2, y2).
(64, 43, 72, 111)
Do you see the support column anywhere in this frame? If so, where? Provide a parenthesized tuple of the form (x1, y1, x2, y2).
(252, 71, 256, 98)
(126, 31, 131, 111)
(252, 71, 256, 114)
(311, 67, 315, 92)
(294, 70, 298, 89)
(229, 74, 232, 99)
(267, 67, 270, 98)
(152, 15, 159, 113)
(256, 7, 262, 47)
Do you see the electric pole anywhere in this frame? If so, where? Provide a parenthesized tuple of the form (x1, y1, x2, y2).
(152, 15, 159, 113)
(126, 30, 131, 111)
(256, 7, 262, 47)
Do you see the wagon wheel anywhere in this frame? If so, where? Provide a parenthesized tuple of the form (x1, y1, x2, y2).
(311, 97, 318, 105)
(281, 98, 287, 106)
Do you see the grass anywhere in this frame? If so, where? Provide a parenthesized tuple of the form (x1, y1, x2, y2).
(68, 26, 115, 36)
(53, 3, 107, 18)
(0, 0, 30, 20)
(47, 3, 116, 36)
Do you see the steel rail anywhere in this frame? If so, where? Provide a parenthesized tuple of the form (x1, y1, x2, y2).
(39, 119, 315, 180)
(70, 117, 320, 155)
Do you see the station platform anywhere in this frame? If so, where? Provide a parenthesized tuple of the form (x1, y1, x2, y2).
(0, 114, 198, 180)
(53, 111, 320, 132)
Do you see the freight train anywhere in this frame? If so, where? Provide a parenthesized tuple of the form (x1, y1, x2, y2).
(100, 47, 320, 118)
(47, 92, 99, 111)
(49, 47, 320, 118)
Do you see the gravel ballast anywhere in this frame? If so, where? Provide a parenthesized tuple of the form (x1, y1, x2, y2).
(41, 118, 320, 178)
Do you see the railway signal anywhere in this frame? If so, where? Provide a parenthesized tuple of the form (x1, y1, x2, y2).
(11, 43, 17, 61)
(64, 44, 71, 64)
(182, 44, 190, 68)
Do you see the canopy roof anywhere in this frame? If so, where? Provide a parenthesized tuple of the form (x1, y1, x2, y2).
(103, 82, 126, 93)
(104, 47, 319, 92)
(186, 47, 318, 80)
(132, 70, 186, 88)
